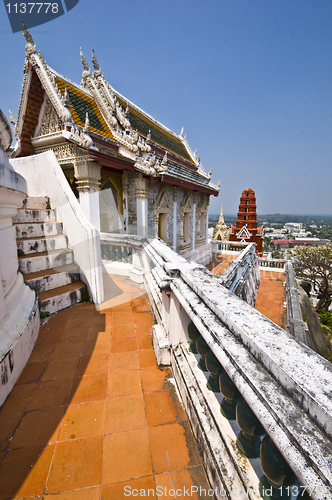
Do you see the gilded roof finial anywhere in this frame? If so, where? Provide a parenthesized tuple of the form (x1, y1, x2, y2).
(80, 48, 90, 71)
(92, 48, 99, 71)
(22, 20, 34, 44)
(84, 112, 90, 134)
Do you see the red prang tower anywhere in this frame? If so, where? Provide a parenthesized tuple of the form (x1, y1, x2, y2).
(229, 188, 263, 255)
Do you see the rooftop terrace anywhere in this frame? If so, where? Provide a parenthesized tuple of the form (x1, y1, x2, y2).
(0, 276, 211, 499)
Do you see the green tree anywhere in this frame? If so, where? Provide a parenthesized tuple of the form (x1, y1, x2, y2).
(293, 245, 332, 312)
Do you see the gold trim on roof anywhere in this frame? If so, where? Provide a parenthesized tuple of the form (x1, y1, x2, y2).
(55, 77, 114, 140)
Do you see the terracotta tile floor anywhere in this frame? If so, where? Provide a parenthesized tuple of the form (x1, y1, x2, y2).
(210, 254, 237, 277)
(0, 276, 211, 500)
(255, 270, 286, 328)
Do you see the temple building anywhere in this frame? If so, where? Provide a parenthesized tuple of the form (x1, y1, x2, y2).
(229, 188, 263, 255)
(11, 26, 220, 263)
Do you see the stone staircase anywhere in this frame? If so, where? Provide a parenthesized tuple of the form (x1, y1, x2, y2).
(13, 197, 88, 315)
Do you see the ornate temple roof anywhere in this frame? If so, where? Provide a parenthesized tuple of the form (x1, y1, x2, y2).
(53, 72, 194, 164)
(12, 27, 220, 195)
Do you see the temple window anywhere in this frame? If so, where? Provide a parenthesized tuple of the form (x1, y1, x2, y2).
(200, 213, 206, 239)
(158, 213, 168, 242)
(184, 212, 191, 242)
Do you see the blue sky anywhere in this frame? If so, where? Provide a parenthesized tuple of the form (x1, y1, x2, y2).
(1, 0, 331, 215)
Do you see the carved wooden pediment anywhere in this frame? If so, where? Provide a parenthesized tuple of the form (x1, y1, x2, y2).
(181, 193, 193, 215)
(155, 190, 171, 213)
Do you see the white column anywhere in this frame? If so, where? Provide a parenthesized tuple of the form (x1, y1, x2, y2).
(206, 209, 209, 244)
(74, 160, 102, 231)
(135, 177, 149, 236)
(192, 192, 197, 251)
(79, 189, 100, 230)
(173, 186, 178, 252)
(122, 172, 129, 234)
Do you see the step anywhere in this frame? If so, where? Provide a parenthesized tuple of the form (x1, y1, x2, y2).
(13, 208, 57, 223)
(17, 234, 68, 255)
(24, 264, 80, 293)
(39, 282, 88, 314)
(21, 197, 50, 210)
(15, 222, 63, 239)
(18, 249, 74, 274)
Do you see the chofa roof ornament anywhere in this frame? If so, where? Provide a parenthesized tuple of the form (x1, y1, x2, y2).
(22, 20, 34, 44)
(155, 151, 168, 175)
(80, 48, 90, 86)
(22, 20, 36, 56)
(0, 109, 13, 152)
(92, 48, 100, 72)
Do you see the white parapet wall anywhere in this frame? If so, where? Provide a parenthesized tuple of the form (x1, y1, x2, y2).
(0, 111, 40, 406)
(11, 150, 104, 305)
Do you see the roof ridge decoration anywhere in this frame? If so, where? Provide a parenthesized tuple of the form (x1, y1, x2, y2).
(22, 20, 36, 57)
(155, 152, 168, 175)
(134, 152, 157, 175)
(80, 48, 154, 158)
(92, 48, 100, 73)
(9, 110, 16, 126)
(84, 50, 214, 179)
(62, 121, 93, 150)
(80, 47, 91, 86)
(178, 127, 202, 168)
(178, 128, 211, 179)
(208, 179, 221, 191)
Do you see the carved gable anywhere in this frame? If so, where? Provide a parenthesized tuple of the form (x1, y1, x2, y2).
(181, 193, 192, 215)
(155, 190, 171, 214)
(198, 194, 209, 212)
(38, 98, 62, 136)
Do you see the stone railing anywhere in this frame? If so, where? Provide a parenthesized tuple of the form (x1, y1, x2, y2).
(211, 239, 249, 254)
(101, 241, 133, 264)
(258, 257, 286, 269)
(284, 260, 308, 344)
(218, 242, 260, 306)
(100, 234, 332, 499)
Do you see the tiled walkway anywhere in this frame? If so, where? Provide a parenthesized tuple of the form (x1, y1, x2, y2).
(0, 276, 210, 499)
(209, 254, 237, 276)
(255, 270, 286, 328)
(211, 256, 286, 329)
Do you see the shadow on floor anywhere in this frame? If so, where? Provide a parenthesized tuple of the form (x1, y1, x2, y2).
(0, 276, 211, 499)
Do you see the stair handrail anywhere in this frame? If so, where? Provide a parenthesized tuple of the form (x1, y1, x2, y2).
(11, 150, 104, 304)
